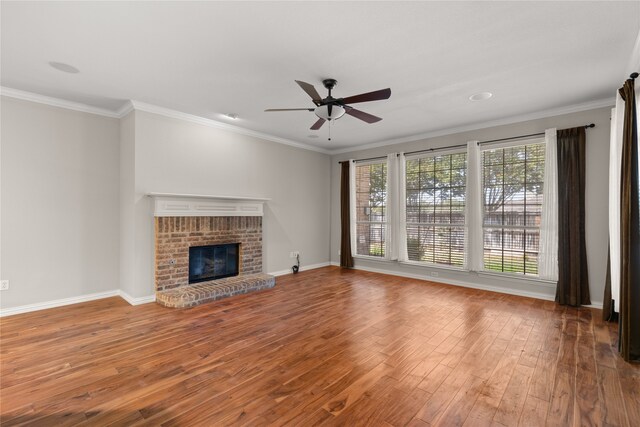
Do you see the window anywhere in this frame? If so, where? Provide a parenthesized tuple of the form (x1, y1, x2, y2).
(405, 152, 467, 267)
(355, 161, 387, 257)
(481, 141, 545, 275)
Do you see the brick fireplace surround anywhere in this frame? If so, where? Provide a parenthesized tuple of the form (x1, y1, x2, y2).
(155, 216, 262, 291)
(151, 195, 275, 308)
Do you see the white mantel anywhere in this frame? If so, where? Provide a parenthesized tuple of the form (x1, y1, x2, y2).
(147, 192, 269, 217)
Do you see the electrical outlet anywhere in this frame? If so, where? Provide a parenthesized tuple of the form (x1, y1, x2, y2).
(430, 272, 439, 278)
(338, 249, 341, 256)
(289, 251, 300, 258)
(0, 280, 9, 291)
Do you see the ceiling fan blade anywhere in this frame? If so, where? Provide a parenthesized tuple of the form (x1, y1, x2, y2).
(295, 80, 322, 104)
(341, 88, 391, 105)
(345, 108, 382, 124)
(310, 118, 326, 130)
(264, 108, 314, 112)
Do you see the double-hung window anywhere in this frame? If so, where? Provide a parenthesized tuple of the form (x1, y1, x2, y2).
(481, 139, 545, 275)
(354, 161, 388, 258)
(349, 135, 550, 279)
(404, 151, 467, 267)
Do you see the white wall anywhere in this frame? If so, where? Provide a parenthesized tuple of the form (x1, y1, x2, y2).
(0, 97, 120, 308)
(126, 110, 331, 298)
(330, 107, 612, 306)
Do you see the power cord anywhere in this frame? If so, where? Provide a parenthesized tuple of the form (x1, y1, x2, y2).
(292, 253, 300, 274)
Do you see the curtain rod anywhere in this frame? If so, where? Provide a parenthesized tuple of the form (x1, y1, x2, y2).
(337, 123, 596, 164)
(338, 156, 387, 164)
(477, 123, 595, 146)
(402, 143, 467, 157)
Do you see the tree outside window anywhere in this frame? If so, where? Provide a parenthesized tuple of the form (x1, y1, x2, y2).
(355, 162, 387, 257)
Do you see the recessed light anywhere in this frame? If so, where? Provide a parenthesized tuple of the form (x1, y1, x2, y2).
(224, 113, 239, 119)
(469, 92, 493, 101)
(49, 61, 79, 74)
(307, 134, 319, 139)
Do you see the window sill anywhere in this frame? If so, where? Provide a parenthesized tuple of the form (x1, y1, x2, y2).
(352, 256, 557, 287)
(353, 254, 392, 262)
(398, 260, 467, 273)
(477, 270, 557, 287)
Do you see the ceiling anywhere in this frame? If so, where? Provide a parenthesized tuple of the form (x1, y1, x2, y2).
(2, 1, 639, 152)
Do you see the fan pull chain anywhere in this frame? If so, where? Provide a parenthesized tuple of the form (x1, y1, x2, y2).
(328, 120, 332, 141)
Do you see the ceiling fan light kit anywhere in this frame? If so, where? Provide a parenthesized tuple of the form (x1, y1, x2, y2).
(314, 104, 345, 121)
(265, 78, 391, 139)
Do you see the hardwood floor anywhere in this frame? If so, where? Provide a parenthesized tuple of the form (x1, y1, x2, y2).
(1, 266, 638, 426)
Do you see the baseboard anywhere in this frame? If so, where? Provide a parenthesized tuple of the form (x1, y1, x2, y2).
(269, 262, 332, 277)
(0, 288, 159, 317)
(584, 302, 604, 310)
(0, 268, 601, 316)
(118, 290, 156, 305)
(0, 290, 120, 317)
(345, 264, 557, 302)
(335, 261, 604, 309)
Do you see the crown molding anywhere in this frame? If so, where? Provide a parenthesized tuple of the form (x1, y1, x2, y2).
(1, 85, 613, 157)
(129, 100, 330, 154)
(0, 86, 122, 118)
(327, 97, 615, 155)
(116, 100, 134, 117)
(0, 86, 328, 154)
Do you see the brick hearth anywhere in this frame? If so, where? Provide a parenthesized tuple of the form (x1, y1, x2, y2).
(156, 273, 275, 308)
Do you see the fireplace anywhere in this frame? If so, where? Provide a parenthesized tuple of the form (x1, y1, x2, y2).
(152, 197, 274, 307)
(189, 243, 240, 284)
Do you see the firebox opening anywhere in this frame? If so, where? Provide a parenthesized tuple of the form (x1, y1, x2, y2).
(189, 243, 240, 284)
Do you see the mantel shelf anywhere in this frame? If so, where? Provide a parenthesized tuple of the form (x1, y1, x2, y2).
(146, 192, 270, 202)
(146, 193, 268, 217)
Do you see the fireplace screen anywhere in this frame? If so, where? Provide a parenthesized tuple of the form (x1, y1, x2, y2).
(189, 243, 240, 284)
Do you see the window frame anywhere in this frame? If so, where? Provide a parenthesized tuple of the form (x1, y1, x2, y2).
(353, 158, 389, 259)
(403, 148, 468, 269)
(479, 137, 546, 277)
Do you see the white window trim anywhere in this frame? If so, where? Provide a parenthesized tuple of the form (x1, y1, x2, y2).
(479, 136, 547, 279)
(350, 257, 556, 286)
(399, 260, 467, 272)
(353, 158, 386, 167)
(478, 270, 557, 286)
(404, 147, 467, 160)
(352, 158, 390, 260)
(353, 254, 392, 262)
(478, 136, 545, 151)
(403, 148, 468, 268)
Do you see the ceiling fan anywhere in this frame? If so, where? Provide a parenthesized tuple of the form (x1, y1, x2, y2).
(265, 79, 391, 131)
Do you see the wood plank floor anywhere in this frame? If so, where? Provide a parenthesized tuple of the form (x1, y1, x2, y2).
(1, 266, 638, 426)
